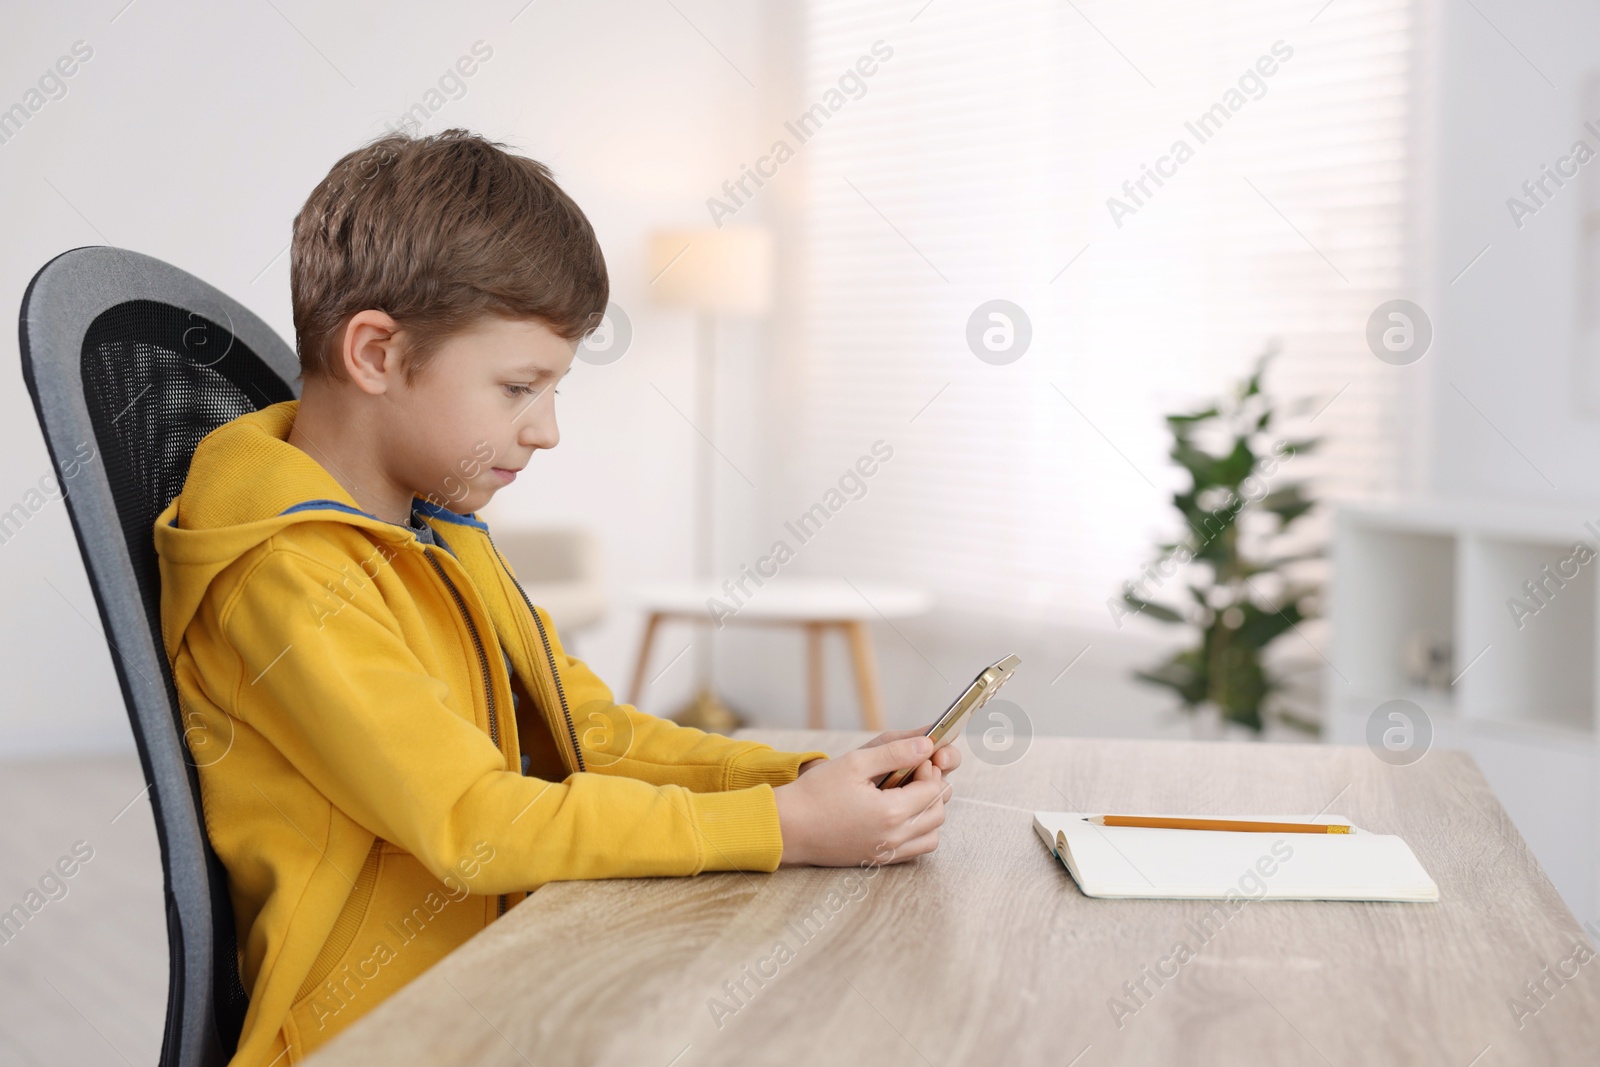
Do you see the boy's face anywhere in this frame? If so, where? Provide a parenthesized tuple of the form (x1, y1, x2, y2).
(384, 313, 576, 515)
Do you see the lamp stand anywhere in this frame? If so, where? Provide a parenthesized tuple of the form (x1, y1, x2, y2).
(671, 311, 746, 733)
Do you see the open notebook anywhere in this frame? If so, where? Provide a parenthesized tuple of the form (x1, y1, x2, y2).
(1033, 811, 1439, 903)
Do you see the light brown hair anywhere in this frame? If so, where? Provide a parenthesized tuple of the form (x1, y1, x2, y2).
(290, 128, 608, 385)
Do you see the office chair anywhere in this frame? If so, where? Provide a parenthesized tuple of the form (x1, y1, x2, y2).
(18, 246, 300, 1067)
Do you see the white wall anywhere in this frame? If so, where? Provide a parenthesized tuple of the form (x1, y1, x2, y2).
(0, 0, 774, 756)
(1424, 0, 1600, 504)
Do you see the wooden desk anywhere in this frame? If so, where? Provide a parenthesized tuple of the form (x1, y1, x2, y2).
(305, 731, 1600, 1066)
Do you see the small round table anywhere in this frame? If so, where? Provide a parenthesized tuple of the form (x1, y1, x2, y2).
(625, 578, 932, 730)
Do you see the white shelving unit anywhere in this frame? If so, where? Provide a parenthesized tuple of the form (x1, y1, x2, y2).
(1327, 499, 1600, 921)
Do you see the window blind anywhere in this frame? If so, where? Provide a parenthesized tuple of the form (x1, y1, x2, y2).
(779, 0, 1418, 626)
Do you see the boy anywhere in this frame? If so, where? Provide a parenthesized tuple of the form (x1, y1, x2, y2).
(152, 128, 956, 1065)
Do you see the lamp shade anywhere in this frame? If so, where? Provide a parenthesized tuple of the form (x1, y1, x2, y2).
(648, 226, 774, 315)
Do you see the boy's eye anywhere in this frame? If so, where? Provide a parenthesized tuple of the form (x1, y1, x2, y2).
(503, 384, 562, 398)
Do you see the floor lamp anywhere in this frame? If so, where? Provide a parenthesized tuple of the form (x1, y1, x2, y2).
(647, 226, 774, 732)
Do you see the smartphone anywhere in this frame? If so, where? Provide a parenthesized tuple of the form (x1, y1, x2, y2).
(876, 653, 1021, 789)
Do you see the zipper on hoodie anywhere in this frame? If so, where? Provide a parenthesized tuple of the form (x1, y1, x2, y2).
(423, 547, 499, 750)
(421, 545, 507, 919)
(484, 533, 586, 775)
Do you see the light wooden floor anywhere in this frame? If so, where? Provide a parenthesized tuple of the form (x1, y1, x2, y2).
(0, 754, 168, 1066)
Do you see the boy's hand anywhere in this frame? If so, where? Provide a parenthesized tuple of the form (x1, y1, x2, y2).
(796, 723, 962, 778)
(773, 736, 952, 868)
(860, 723, 963, 777)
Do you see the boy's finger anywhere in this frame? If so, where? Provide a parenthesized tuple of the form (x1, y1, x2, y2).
(862, 725, 934, 751)
(856, 736, 934, 777)
(895, 827, 942, 859)
(893, 774, 950, 820)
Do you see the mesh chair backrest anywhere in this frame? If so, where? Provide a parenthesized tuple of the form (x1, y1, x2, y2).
(83, 298, 296, 651)
(18, 247, 300, 1067)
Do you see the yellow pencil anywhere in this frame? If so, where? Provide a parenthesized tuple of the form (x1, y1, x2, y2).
(1087, 815, 1351, 834)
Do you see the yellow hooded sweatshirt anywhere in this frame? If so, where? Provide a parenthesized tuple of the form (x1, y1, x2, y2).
(152, 400, 828, 1065)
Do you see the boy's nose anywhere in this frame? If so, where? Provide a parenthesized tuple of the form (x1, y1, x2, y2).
(519, 415, 558, 450)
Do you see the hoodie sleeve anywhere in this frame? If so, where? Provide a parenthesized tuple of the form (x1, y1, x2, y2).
(533, 604, 831, 792)
(220, 546, 791, 890)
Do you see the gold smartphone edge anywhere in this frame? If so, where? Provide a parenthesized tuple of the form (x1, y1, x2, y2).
(875, 653, 1020, 789)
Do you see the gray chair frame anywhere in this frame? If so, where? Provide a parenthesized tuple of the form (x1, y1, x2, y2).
(18, 245, 302, 1067)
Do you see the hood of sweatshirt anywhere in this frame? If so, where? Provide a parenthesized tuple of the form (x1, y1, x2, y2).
(152, 398, 469, 657)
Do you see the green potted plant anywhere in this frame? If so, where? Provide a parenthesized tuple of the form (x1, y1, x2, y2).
(1116, 348, 1322, 735)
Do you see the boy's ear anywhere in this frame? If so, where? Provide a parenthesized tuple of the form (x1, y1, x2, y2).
(341, 309, 405, 395)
